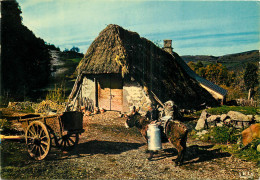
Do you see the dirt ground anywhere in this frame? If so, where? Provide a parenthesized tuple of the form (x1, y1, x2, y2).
(1, 111, 259, 179)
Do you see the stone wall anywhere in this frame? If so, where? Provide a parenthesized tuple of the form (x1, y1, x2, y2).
(123, 81, 152, 114)
(81, 77, 95, 102)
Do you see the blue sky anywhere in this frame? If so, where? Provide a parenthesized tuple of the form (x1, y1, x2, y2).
(19, 0, 259, 56)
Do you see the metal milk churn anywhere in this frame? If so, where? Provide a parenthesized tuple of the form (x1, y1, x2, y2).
(147, 124, 162, 150)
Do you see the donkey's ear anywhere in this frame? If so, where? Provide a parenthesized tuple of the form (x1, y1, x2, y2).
(132, 106, 136, 112)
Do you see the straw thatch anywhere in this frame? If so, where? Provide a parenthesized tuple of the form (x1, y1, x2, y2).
(77, 24, 218, 109)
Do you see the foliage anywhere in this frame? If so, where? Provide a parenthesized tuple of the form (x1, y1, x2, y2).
(70, 46, 80, 53)
(213, 139, 259, 162)
(182, 50, 259, 71)
(46, 43, 60, 51)
(0, 119, 11, 131)
(206, 105, 258, 115)
(243, 62, 259, 96)
(187, 61, 258, 100)
(1, 0, 51, 99)
(188, 61, 233, 85)
(46, 84, 66, 103)
(211, 126, 240, 144)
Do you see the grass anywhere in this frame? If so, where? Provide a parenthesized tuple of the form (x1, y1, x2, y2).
(207, 106, 259, 115)
(213, 140, 259, 162)
(192, 126, 259, 163)
(194, 105, 259, 117)
(0, 141, 93, 179)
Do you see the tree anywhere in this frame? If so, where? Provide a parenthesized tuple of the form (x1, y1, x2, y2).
(195, 61, 203, 70)
(243, 63, 259, 100)
(1, 0, 51, 99)
(187, 61, 196, 71)
(70, 46, 80, 53)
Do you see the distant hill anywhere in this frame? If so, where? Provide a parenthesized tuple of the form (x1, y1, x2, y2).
(181, 50, 259, 70)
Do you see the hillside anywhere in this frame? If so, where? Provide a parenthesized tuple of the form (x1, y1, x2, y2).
(181, 50, 259, 70)
(1, 1, 51, 99)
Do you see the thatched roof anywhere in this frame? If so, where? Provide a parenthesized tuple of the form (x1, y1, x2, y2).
(77, 24, 218, 109)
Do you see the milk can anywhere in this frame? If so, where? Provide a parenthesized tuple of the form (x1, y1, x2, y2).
(147, 124, 162, 150)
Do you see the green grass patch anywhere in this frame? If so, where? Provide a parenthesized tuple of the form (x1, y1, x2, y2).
(213, 139, 259, 162)
(211, 126, 241, 144)
(192, 126, 259, 162)
(194, 106, 259, 116)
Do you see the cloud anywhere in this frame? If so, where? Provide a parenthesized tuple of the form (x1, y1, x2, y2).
(19, 0, 260, 55)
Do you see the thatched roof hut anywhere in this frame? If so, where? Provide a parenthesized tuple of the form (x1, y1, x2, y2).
(72, 24, 218, 111)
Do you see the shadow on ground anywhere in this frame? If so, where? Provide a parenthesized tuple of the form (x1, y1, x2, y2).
(184, 145, 231, 165)
(146, 144, 231, 165)
(46, 140, 146, 160)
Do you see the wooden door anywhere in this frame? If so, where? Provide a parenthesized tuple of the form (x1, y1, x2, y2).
(98, 74, 123, 111)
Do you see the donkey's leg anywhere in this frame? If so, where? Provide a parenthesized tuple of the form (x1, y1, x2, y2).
(148, 151, 154, 160)
(179, 133, 188, 165)
(171, 139, 183, 166)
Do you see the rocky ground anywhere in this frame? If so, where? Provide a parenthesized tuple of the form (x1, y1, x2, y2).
(1, 111, 259, 179)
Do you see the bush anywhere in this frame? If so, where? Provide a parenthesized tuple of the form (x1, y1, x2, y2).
(46, 84, 66, 103)
(0, 119, 11, 131)
(206, 105, 258, 115)
(211, 126, 241, 144)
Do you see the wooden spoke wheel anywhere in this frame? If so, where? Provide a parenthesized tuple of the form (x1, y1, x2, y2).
(25, 121, 51, 160)
(56, 132, 79, 150)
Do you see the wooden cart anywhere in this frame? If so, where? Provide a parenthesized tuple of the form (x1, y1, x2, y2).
(17, 111, 84, 160)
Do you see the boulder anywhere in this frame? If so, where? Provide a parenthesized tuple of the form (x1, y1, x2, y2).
(247, 115, 253, 121)
(216, 122, 224, 127)
(200, 110, 209, 120)
(227, 111, 252, 122)
(196, 130, 208, 136)
(207, 115, 220, 122)
(220, 114, 228, 121)
(257, 144, 260, 152)
(195, 110, 209, 130)
(195, 118, 206, 130)
(241, 123, 260, 146)
(255, 115, 260, 123)
(223, 118, 231, 125)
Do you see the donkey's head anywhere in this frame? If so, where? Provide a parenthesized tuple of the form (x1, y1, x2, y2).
(125, 106, 140, 128)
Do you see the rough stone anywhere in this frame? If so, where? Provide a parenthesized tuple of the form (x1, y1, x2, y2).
(255, 115, 260, 123)
(227, 111, 252, 122)
(220, 114, 228, 121)
(200, 110, 209, 120)
(195, 118, 207, 130)
(207, 115, 220, 122)
(246, 115, 253, 121)
(196, 130, 208, 136)
(257, 144, 260, 152)
(223, 118, 231, 125)
(195, 110, 209, 130)
(216, 122, 224, 127)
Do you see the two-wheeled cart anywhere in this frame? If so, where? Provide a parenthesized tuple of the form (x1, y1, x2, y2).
(15, 111, 84, 160)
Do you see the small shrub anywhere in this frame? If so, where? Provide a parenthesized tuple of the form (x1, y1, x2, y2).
(211, 126, 241, 144)
(206, 105, 258, 115)
(46, 84, 66, 103)
(0, 119, 11, 131)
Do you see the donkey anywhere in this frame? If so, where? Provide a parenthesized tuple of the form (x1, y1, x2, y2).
(125, 109, 188, 166)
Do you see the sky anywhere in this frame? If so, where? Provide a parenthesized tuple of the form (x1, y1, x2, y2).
(18, 0, 259, 56)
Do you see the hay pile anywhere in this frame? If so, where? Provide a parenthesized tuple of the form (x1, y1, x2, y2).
(34, 100, 65, 115)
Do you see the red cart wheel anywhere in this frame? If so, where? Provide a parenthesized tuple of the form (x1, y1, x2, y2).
(25, 121, 51, 160)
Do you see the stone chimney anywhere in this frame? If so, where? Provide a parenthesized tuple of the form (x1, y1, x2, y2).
(163, 40, 173, 54)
